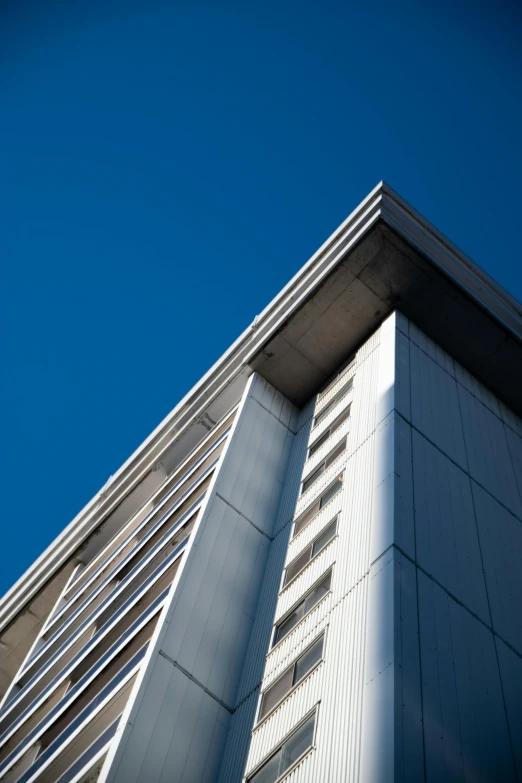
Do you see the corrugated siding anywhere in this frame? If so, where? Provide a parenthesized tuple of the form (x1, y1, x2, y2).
(246, 579, 368, 783)
(350, 334, 380, 451)
(217, 690, 259, 783)
(360, 548, 423, 783)
(418, 571, 516, 782)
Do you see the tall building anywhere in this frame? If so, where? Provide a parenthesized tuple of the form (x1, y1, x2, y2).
(1, 182, 521, 783)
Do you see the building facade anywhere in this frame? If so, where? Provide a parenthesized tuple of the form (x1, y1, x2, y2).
(0, 183, 521, 783)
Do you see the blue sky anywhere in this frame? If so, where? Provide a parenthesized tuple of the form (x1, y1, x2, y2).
(1, 0, 521, 594)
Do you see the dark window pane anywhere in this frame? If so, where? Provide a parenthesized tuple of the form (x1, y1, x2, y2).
(249, 749, 281, 783)
(308, 430, 330, 458)
(284, 547, 312, 586)
(304, 572, 331, 614)
(311, 519, 337, 558)
(293, 501, 319, 538)
(293, 636, 324, 685)
(330, 406, 351, 436)
(319, 477, 342, 509)
(259, 667, 294, 720)
(275, 602, 305, 644)
(280, 714, 315, 774)
(302, 463, 325, 493)
(324, 438, 346, 469)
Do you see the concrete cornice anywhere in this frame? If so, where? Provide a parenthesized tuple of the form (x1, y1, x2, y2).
(1, 182, 520, 633)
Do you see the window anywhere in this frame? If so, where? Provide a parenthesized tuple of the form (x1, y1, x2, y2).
(284, 519, 337, 587)
(301, 438, 346, 494)
(318, 356, 355, 399)
(313, 377, 353, 428)
(273, 572, 331, 646)
(308, 406, 351, 458)
(293, 476, 343, 538)
(248, 712, 316, 783)
(258, 636, 324, 721)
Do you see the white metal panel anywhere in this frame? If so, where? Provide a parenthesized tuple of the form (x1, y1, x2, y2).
(455, 362, 501, 416)
(249, 374, 300, 433)
(472, 483, 522, 655)
(360, 548, 423, 783)
(370, 412, 415, 565)
(412, 430, 490, 624)
(233, 524, 291, 706)
(504, 424, 522, 505)
(409, 340, 467, 471)
(418, 571, 515, 782)
(216, 398, 295, 537)
(102, 374, 297, 783)
(335, 433, 376, 599)
(376, 314, 410, 425)
(408, 321, 455, 376)
(495, 637, 522, 779)
(275, 424, 311, 538)
(458, 385, 522, 518)
(499, 400, 522, 439)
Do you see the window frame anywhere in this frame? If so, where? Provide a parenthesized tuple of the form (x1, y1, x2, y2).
(317, 356, 355, 400)
(292, 474, 343, 539)
(282, 517, 338, 589)
(272, 570, 333, 649)
(312, 376, 353, 429)
(307, 405, 351, 460)
(246, 707, 319, 783)
(256, 633, 326, 725)
(300, 437, 346, 496)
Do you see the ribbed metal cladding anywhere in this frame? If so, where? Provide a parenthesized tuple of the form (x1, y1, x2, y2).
(217, 690, 259, 783)
(245, 578, 368, 781)
(218, 319, 387, 783)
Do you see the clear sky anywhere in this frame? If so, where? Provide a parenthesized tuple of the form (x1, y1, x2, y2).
(1, 0, 521, 595)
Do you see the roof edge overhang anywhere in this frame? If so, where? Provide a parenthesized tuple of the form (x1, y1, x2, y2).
(1, 182, 520, 633)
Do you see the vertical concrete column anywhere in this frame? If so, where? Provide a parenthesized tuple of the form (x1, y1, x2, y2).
(100, 374, 298, 783)
(360, 312, 423, 783)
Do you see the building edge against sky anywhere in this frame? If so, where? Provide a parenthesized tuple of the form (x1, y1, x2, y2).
(0, 183, 521, 783)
